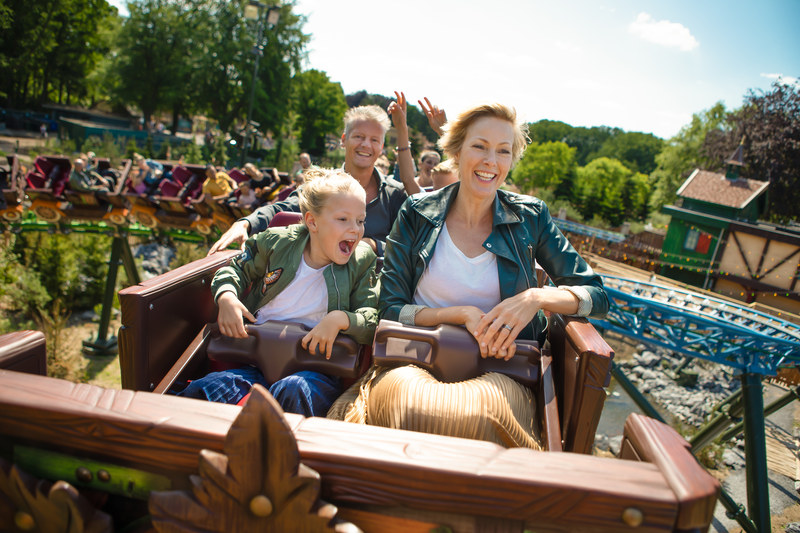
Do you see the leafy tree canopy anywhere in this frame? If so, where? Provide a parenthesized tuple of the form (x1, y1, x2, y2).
(291, 69, 347, 157)
(701, 81, 800, 222)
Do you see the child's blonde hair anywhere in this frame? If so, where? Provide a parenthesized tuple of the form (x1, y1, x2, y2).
(298, 167, 366, 219)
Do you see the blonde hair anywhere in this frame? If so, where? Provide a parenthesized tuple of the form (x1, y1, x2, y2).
(343, 105, 391, 138)
(431, 158, 456, 176)
(438, 103, 529, 165)
(298, 167, 366, 219)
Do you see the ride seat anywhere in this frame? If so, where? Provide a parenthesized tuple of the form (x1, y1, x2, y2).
(228, 169, 249, 184)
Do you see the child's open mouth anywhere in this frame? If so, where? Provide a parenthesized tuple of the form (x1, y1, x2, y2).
(339, 240, 355, 255)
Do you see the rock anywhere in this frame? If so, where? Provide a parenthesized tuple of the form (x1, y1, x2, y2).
(594, 434, 609, 451)
(637, 351, 660, 367)
(786, 522, 800, 533)
(77, 309, 99, 321)
(609, 435, 623, 456)
(722, 448, 746, 469)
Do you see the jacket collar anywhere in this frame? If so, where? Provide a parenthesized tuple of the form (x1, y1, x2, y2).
(410, 183, 523, 228)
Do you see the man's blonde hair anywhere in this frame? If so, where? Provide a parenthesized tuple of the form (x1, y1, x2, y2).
(343, 105, 391, 138)
(438, 103, 529, 165)
(298, 167, 366, 218)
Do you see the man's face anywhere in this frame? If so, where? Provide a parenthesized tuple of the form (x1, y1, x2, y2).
(342, 121, 384, 172)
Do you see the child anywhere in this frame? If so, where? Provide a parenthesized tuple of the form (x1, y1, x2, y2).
(235, 180, 258, 209)
(179, 168, 379, 417)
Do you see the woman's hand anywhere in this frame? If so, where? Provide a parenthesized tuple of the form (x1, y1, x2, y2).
(418, 97, 447, 136)
(474, 289, 544, 360)
(302, 310, 350, 359)
(217, 291, 256, 338)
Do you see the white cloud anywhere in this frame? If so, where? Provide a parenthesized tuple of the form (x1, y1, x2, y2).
(760, 73, 800, 86)
(629, 12, 698, 52)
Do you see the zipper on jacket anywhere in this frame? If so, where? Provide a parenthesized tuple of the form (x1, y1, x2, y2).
(509, 230, 532, 289)
(329, 265, 341, 309)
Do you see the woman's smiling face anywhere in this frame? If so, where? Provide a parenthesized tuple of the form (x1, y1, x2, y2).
(455, 116, 514, 200)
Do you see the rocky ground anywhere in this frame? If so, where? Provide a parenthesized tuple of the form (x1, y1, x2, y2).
(595, 340, 800, 532)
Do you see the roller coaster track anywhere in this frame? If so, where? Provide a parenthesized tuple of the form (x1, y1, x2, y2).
(0, 217, 211, 243)
(590, 275, 800, 375)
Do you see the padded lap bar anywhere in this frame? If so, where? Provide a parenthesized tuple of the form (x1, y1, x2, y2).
(373, 320, 540, 388)
(206, 320, 361, 383)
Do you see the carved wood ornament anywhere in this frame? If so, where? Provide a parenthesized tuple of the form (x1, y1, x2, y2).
(0, 458, 113, 533)
(149, 385, 360, 533)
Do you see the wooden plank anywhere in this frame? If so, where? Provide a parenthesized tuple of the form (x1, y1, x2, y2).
(0, 370, 683, 531)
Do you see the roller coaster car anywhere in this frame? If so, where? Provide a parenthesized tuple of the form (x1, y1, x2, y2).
(122, 160, 174, 228)
(221, 168, 252, 223)
(0, 258, 719, 532)
(0, 155, 24, 221)
(146, 164, 215, 235)
(61, 158, 134, 225)
(24, 155, 71, 223)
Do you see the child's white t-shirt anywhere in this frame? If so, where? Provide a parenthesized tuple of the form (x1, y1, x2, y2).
(413, 223, 501, 313)
(238, 189, 257, 207)
(254, 255, 328, 328)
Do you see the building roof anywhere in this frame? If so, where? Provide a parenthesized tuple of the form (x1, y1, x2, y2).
(676, 169, 769, 209)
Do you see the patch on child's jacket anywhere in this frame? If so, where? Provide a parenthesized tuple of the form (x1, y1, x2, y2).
(261, 268, 283, 294)
(233, 249, 252, 268)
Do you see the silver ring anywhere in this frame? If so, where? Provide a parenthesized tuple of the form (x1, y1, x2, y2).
(502, 324, 513, 332)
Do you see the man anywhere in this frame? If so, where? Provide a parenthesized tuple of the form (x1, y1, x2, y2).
(68, 158, 111, 193)
(202, 164, 238, 199)
(293, 152, 312, 184)
(208, 105, 408, 256)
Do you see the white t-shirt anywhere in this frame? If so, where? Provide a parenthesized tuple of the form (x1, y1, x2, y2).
(413, 223, 501, 313)
(238, 189, 257, 207)
(254, 254, 328, 328)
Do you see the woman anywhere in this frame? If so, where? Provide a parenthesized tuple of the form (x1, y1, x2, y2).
(329, 103, 607, 449)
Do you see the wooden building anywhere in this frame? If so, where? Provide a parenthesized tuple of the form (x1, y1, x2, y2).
(661, 146, 800, 314)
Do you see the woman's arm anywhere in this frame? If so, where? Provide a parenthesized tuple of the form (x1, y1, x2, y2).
(378, 199, 423, 322)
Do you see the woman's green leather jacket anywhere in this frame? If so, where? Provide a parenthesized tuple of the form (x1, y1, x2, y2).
(378, 183, 608, 343)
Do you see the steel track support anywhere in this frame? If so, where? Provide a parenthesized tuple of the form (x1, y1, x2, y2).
(741, 372, 770, 532)
(82, 235, 140, 356)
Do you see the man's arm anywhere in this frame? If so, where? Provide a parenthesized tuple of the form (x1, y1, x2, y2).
(207, 192, 301, 255)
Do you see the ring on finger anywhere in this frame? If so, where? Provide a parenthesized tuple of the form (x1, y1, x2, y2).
(502, 324, 514, 332)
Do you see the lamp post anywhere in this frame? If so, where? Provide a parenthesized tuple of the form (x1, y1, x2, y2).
(240, 1, 280, 167)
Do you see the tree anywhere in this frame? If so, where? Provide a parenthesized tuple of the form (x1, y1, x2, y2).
(291, 69, 347, 157)
(1, 0, 117, 107)
(113, 0, 195, 125)
(575, 157, 650, 226)
(511, 141, 576, 197)
(702, 81, 800, 222)
(596, 131, 664, 174)
(648, 102, 728, 210)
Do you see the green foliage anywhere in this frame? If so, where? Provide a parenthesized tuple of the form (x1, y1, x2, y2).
(575, 157, 651, 226)
(291, 69, 347, 157)
(81, 133, 123, 163)
(701, 81, 800, 223)
(512, 141, 577, 197)
(648, 102, 727, 210)
(529, 120, 618, 166)
(112, 0, 195, 124)
(596, 131, 664, 174)
(169, 242, 208, 270)
(174, 141, 204, 164)
(0, 0, 118, 107)
(124, 138, 139, 159)
(211, 134, 229, 166)
(11, 233, 111, 313)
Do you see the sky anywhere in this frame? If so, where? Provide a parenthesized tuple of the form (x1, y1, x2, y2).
(109, 0, 799, 139)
